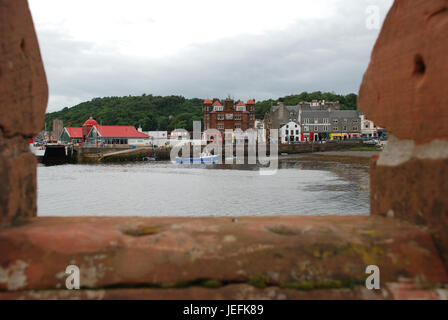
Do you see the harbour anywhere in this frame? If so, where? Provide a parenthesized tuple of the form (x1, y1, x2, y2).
(37, 156, 370, 217)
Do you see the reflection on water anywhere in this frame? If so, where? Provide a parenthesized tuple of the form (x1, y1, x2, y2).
(37, 160, 370, 217)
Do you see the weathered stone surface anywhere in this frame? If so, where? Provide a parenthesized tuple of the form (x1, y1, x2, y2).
(0, 216, 446, 294)
(0, 132, 37, 228)
(370, 154, 448, 266)
(0, 0, 45, 228)
(358, 0, 448, 144)
(0, 0, 48, 137)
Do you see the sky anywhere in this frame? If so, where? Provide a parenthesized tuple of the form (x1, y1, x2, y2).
(29, 0, 394, 113)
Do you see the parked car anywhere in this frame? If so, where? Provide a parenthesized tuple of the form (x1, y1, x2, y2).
(364, 139, 379, 145)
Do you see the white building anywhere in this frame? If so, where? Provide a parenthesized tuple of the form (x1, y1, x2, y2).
(142, 130, 168, 147)
(360, 114, 379, 138)
(280, 121, 301, 144)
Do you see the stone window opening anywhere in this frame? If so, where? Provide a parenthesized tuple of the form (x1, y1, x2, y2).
(1, 1, 448, 300)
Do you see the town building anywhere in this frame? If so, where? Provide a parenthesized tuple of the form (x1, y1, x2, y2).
(327, 110, 361, 140)
(300, 110, 332, 142)
(60, 127, 83, 144)
(269, 100, 340, 129)
(360, 114, 379, 138)
(300, 110, 361, 141)
(277, 109, 362, 143)
(142, 130, 168, 147)
(280, 121, 301, 144)
(203, 98, 256, 142)
(60, 118, 150, 146)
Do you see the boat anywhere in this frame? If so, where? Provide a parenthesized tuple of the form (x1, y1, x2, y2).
(176, 152, 219, 164)
(143, 156, 156, 161)
(29, 139, 45, 163)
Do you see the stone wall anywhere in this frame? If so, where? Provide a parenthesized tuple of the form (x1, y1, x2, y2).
(0, 0, 48, 228)
(359, 0, 448, 264)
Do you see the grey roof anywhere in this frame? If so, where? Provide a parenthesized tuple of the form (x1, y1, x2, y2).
(329, 110, 360, 118)
(301, 110, 331, 118)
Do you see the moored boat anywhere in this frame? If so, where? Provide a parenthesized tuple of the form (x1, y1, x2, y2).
(176, 152, 219, 164)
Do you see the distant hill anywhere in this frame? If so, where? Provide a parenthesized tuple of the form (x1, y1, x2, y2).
(44, 92, 358, 131)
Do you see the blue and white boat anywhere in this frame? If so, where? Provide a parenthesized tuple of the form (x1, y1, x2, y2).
(176, 152, 219, 164)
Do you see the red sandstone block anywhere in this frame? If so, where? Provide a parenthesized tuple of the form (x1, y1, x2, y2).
(0, 0, 48, 138)
(0, 216, 446, 292)
(0, 150, 37, 228)
(370, 156, 448, 267)
(358, 0, 448, 144)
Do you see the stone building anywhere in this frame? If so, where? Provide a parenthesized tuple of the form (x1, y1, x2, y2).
(327, 110, 361, 140)
(269, 100, 340, 129)
(296, 110, 362, 142)
(280, 121, 301, 144)
(203, 98, 256, 142)
(360, 114, 380, 138)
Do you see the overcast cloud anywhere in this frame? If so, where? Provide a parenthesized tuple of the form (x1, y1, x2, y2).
(28, 0, 393, 112)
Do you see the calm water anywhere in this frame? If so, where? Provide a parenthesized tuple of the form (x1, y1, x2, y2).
(37, 160, 370, 216)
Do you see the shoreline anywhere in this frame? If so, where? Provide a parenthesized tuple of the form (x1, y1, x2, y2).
(279, 150, 380, 164)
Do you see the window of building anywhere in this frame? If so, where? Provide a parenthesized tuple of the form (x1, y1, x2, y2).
(285, 130, 289, 135)
(250, 114, 254, 120)
(217, 114, 224, 120)
(296, 130, 299, 135)
(217, 123, 225, 130)
(235, 114, 242, 120)
(314, 126, 318, 131)
(236, 106, 246, 112)
(304, 126, 309, 131)
(226, 113, 233, 120)
(333, 119, 338, 124)
(234, 123, 241, 129)
(296, 137, 299, 141)
(333, 126, 338, 131)
(213, 106, 224, 112)
(343, 126, 347, 131)
(205, 114, 210, 120)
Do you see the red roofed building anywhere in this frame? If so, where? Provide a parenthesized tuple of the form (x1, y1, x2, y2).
(60, 127, 83, 144)
(60, 117, 150, 146)
(203, 98, 256, 134)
